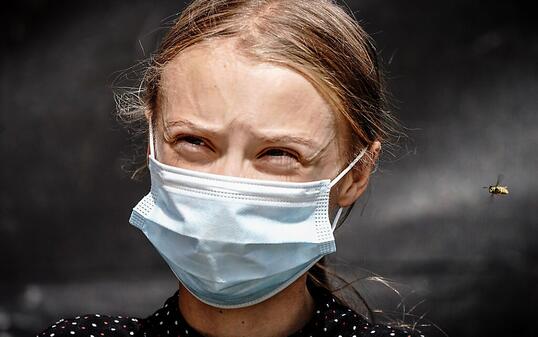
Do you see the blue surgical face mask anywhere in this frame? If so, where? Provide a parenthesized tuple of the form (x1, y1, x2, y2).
(129, 124, 367, 308)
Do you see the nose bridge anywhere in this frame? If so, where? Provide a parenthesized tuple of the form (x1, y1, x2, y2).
(215, 118, 256, 178)
(217, 145, 249, 178)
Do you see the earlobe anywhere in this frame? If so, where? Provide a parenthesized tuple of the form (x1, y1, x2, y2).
(337, 141, 381, 207)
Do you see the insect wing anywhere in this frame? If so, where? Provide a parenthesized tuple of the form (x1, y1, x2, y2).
(496, 174, 504, 186)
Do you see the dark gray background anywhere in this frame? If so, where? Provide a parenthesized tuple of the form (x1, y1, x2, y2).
(2, 0, 537, 336)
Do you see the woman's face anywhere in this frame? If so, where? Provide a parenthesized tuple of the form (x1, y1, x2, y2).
(154, 38, 350, 185)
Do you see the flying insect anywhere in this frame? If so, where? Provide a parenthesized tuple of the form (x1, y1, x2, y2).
(483, 174, 509, 195)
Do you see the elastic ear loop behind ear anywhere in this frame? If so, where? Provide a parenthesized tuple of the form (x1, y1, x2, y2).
(328, 147, 368, 231)
(148, 121, 156, 159)
(327, 147, 367, 189)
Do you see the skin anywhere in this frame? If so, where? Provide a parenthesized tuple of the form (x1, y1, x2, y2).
(149, 38, 381, 337)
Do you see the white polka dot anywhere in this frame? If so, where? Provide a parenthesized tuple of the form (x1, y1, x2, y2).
(69, 332, 75, 335)
(114, 319, 119, 323)
(50, 334, 55, 337)
(129, 333, 134, 336)
(371, 331, 376, 334)
(159, 321, 163, 325)
(91, 323, 97, 327)
(390, 333, 395, 336)
(334, 319, 338, 322)
(71, 322, 77, 325)
(111, 328, 116, 331)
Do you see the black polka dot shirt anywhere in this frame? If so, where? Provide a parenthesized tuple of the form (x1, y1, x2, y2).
(37, 283, 424, 337)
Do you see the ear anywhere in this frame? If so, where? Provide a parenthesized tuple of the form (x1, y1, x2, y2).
(336, 140, 381, 207)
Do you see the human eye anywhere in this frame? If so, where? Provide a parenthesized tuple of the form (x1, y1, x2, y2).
(177, 135, 206, 147)
(258, 148, 301, 169)
(171, 135, 213, 156)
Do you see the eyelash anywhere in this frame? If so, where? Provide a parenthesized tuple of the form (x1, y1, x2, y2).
(177, 135, 206, 147)
(258, 148, 299, 161)
(173, 135, 299, 161)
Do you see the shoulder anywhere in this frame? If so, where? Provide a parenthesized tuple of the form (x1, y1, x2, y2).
(305, 282, 425, 337)
(37, 314, 143, 337)
(311, 298, 423, 337)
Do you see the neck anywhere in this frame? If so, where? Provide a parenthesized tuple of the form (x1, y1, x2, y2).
(178, 275, 315, 337)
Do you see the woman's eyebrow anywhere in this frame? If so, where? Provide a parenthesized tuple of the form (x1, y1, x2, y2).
(164, 118, 220, 134)
(164, 118, 318, 148)
(257, 134, 317, 148)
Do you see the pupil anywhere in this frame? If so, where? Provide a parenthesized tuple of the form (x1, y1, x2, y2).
(267, 149, 285, 156)
(186, 136, 203, 145)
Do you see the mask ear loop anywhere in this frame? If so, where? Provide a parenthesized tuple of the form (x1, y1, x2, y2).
(328, 147, 368, 231)
(148, 121, 156, 159)
(331, 207, 344, 231)
(328, 147, 368, 189)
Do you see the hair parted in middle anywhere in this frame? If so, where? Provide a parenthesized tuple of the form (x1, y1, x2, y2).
(115, 0, 403, 324)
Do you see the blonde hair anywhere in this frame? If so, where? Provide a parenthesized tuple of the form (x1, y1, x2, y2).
(115, 0, 403, 325)
(117, 0, 400, 163)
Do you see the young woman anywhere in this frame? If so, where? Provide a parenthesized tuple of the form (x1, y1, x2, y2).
(38, 0, 423, 336)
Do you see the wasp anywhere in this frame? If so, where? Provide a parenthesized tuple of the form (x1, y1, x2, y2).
(484, 174, 509, 195)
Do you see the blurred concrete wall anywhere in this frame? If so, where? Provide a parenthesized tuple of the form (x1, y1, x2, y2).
(2, 1, 537, 336)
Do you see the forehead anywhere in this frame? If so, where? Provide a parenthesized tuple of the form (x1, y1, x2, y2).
(158, 39, 337, 140)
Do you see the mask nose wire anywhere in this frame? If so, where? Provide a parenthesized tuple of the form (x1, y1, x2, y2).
(328, 146, 368, 231)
